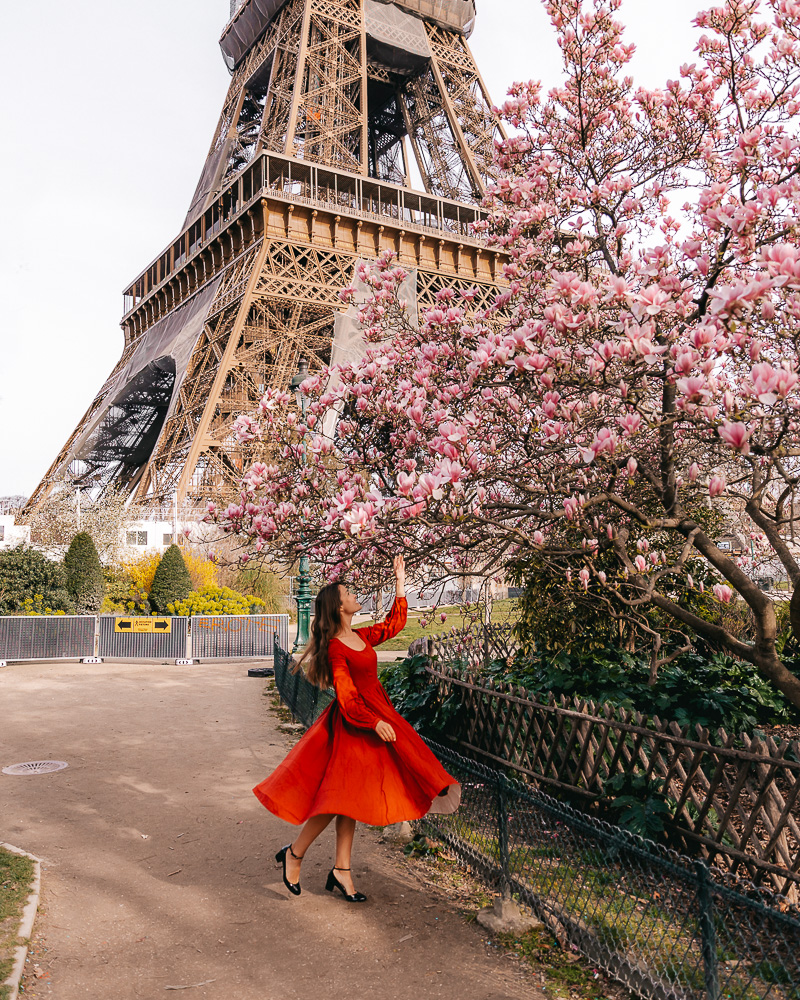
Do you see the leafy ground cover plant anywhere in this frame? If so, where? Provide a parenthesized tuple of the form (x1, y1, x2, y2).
(379, 654, 464, 732)
(482, 645, 794, 733)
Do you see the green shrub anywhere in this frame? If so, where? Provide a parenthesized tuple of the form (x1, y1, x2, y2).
(0, 546, 73, 615)
(64, 532, 105, 613)
(602, 773, 672, 839)
(149, 545, 192, 613)
(168, 584, 265, 616)
(479, 645, 794, 733)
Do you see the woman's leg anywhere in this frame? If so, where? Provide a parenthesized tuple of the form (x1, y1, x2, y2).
(285, 813, 335, 882)
(333, 815, 358, 893)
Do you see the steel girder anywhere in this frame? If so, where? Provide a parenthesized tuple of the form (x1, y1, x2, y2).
(24, 0, 505, 515)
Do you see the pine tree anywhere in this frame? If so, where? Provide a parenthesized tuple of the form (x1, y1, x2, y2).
(149, 545, 191, 613)
(63, 532, 105, 614)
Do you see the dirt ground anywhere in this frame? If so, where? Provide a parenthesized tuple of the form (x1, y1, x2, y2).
(0, 658, 543, 1000)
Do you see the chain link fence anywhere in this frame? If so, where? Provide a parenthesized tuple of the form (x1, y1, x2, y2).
(273, 642, 334, 725)
(271, 641, 800, 1000)
(418, 739, 800, 1000)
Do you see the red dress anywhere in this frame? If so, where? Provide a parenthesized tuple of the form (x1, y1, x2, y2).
(253, 597, 461, 825)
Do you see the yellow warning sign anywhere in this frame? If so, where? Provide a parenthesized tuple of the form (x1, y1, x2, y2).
(114, 618, 172, 634)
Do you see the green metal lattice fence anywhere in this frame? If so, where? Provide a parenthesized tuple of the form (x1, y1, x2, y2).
(273, 642, 800, 1000)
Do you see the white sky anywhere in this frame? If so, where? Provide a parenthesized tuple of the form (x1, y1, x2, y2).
(0, 0, 703, 498)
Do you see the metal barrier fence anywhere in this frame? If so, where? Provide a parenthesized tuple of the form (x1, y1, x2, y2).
(98, 616, 189, 660)
(273, 642, 334, 726)
(191, 615, 289, 658)
(0, 615, 95, 661)
(0, 614, 289, 662)
(272, 642, 800, 1000)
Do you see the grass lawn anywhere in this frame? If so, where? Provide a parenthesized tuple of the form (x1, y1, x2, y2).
(0, 847, 36, 1000)
(357, 597, 520, 652)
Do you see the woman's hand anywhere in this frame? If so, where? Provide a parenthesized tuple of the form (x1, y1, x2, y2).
(375, 720, 397, 742)
(393, 554, 406, 598)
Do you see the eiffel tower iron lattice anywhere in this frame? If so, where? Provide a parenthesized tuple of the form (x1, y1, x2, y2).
(25, 0, 505, 515)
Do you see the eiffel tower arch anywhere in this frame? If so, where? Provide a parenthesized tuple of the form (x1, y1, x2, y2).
(25, 0, 505, 514)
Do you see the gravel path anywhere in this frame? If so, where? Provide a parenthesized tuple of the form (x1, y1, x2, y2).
(0, 659, 541, 1000)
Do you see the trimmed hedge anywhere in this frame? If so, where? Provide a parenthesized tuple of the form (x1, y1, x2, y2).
(64, 532, 105, 613)
(149, 545, 191, 613)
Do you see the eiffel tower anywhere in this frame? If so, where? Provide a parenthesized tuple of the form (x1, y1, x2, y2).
(25, 0, 504, 513)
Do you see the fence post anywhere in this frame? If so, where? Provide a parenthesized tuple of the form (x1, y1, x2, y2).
(694, 859, 720, 1000)
(497, 772, 512, 898)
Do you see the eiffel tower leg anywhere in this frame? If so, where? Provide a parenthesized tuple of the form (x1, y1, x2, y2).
(397, 23, 504, 202)
(286, 0, 366, 172)
(425, 24, 505, 184)
(25, 0, 507, 516)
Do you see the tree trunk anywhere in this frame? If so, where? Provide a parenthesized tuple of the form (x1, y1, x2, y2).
(649, 634, 661, 687)
(752, 649, 800, 711)
(650, 591, 800, 711)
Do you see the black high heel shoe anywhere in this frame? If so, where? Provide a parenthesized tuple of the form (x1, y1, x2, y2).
(275, 844, 303, 896)
(325, 867, 367, 902)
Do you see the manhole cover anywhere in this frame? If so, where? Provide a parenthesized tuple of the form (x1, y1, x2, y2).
(2, 761, 69, 775)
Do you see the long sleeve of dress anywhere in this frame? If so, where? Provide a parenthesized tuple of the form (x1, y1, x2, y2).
(356, 596, 408, 648)
(329, 643, 381, 729)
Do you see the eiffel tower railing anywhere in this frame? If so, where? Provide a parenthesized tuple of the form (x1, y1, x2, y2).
(123, 150, 488, 316)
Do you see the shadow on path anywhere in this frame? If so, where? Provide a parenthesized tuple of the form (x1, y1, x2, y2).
(1, 659, 540, 1000)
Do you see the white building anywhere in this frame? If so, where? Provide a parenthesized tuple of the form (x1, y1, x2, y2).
(0, 515, 31, 551)
(119, 517, 216, 558)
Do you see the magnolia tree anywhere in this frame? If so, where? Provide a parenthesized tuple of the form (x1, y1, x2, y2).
(215, 0, 800, 708)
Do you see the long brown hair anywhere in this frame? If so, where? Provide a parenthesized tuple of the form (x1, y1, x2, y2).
(294, 582, 342, 688)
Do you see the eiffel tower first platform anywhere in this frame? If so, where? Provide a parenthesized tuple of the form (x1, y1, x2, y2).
(26, 0, 505, 513)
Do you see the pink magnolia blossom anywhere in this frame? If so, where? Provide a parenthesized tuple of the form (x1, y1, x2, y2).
(712, 583, 734, 604)
(717, 420, 750, 454)
(233, 414, 262, 442)
(211, 0, 800, 711)
(709, 476, 727, 498)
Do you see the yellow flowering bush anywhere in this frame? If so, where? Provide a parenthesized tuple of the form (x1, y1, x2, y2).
(182, 551, 218, 591)
(18, 595, 67, 616)
(116, 549, 216, 601)
(168, 585, 265, 616)
(121, 552, 162, 594)
(100, 586, 150, 615)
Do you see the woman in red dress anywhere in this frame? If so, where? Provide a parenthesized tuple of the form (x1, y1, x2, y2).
(253, 555, 460, 902)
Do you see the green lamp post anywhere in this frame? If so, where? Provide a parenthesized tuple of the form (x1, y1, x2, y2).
(291, 358, 312, 651)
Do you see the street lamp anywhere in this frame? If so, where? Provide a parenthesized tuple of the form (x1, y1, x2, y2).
(290, 358, 311, 651)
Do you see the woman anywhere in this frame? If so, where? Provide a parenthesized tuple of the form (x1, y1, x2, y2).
(253, 555, 460, 902)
